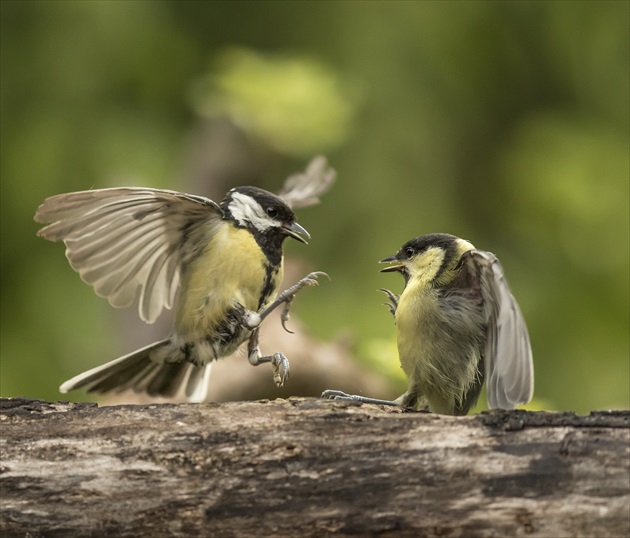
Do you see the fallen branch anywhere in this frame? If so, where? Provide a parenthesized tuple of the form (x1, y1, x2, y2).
(1, 397, 628, 537)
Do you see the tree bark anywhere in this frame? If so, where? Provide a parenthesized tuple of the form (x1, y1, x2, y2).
(1, 397, 628, 538)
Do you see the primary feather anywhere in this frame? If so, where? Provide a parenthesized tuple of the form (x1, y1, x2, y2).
(35, 188, 222, 324)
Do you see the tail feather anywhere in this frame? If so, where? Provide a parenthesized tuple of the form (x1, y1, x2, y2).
(129, 361, 161, 394)
(87, 352, 157, 394)
(59, 339, 213, 402)
(146, 362, 190, 397)
(185, 363, 213, 403)
(58, 340, 165, 394)
(112, 359, 160, 394)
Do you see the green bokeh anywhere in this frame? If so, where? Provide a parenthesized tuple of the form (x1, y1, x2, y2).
(1, 0, 628, 413)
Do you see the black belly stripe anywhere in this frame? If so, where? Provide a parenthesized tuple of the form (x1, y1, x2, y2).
(258, 262, 280, 310)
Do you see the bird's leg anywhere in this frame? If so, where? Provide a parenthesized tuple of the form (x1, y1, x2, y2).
(246, 327, 290, 387)
(379, 288, 400, 318)
(259, 271, 329, 333)
(238, 272, 328, 387)
(321, 388, 427, 412)
(233, 307, 289, 386)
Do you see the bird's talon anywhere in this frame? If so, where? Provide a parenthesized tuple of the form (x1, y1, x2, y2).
(272, 352, 290, 386)
(281, 318, 294, 334)
(306, 271, 330, 286)
(279, 297, 295, 333)
(321, 389, 352, 400)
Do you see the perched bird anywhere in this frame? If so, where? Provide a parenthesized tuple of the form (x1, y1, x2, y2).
(35, 156, 335, 403)
(323, 233, 534, 415)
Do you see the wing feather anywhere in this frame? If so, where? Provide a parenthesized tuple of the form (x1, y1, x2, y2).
(35, 187, 223, 323)
(459, 250, 534, 410)
(278, 155, 336, 209)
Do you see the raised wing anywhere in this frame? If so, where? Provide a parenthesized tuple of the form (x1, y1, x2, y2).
(458, 250, 534, 410)
(278, 155, 336, 209)
(35, 187, 223, 324)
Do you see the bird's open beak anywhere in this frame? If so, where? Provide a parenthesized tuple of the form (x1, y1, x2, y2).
(379, 255, 405, 273)
(284, 222, 310, 244)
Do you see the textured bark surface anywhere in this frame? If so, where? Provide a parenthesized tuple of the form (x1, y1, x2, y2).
(1, 397, 628, 537)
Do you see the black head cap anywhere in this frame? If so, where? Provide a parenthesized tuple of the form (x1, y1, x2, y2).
(395, 233, 459, 262)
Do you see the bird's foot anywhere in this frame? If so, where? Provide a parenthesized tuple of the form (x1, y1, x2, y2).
(260, 271, 330, 333)
(248, 344, 290, 387)
(379, 288, 399, 317)
(321, 389, 398, 406)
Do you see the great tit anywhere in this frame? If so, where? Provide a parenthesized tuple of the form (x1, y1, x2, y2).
(35, 156, 335, 403)
(323, 233, 534, 415)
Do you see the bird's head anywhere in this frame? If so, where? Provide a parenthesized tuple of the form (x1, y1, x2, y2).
(222, 186, 310, 244)
(380, 233, 475, 286)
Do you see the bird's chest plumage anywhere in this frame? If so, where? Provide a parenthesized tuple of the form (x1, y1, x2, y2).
(395, 282, 442, 378)
(175, 224, 283, 343)
(395, 277, 486, 414)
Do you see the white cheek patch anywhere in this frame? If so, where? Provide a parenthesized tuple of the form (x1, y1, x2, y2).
(412, 247, 445, 282)
(228, 192, 280, 233)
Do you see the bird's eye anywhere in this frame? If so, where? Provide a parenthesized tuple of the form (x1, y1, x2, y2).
(405, 247, 415, 258)
(266, 207, 278, 218)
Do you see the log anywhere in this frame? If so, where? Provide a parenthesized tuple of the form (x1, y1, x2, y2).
(0, 397, 628, 537)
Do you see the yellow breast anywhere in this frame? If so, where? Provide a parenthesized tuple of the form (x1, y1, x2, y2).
(175, 224, 283, 338)
(395, 279, 438, 378)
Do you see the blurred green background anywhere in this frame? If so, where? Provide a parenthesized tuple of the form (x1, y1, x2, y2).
(1, 0, 628, 413)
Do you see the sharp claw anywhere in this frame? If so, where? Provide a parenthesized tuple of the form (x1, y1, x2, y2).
(280, 296, 294, 333)
(276, 272, 329, 333)
(281, 318, 295, 334)
(301, 272, 331, 288)
(378, 288, 398, 301)
(382, 302, 395, 316)
(379, 288, 399, 316)
(310, 271, 330, 281)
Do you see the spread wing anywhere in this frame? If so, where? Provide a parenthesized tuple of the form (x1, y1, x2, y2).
(458, 250, 534, 410)
(278, 155, 336, 209)
(35, 187, 224, 324)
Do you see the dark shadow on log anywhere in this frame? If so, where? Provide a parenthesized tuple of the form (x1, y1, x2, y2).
(1, 397, 628, 537)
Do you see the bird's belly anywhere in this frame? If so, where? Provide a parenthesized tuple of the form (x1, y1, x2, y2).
(173, 225, 282, 361)
(395, 285, 484, 413)
(395, 286, 438, 378)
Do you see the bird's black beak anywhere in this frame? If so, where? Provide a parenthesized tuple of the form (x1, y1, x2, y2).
(379, 255, 405, 273)
(284, 221, 310, 244)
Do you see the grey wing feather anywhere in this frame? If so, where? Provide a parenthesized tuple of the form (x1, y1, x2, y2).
(35, 187, 223, 323)
(461, 250, 534, 410)
(278, 155, 336, 209)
